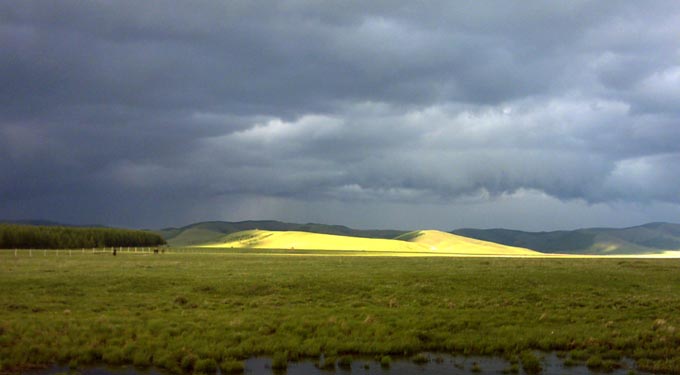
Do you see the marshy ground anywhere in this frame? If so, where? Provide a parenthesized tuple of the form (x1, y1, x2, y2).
(1, 250, 679, 374)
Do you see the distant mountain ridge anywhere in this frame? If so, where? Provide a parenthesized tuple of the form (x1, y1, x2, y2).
(0, 219, 106, 228)
(10, 219, 680, 255)
(0, 219, 73, 226)
(452, 222, 680, 255)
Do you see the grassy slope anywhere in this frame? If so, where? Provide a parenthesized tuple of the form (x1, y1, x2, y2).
(161, 227, 228, 247)
(202, 229, 541, 255)
(453, 222, 680, 255)
(202, 230, 429, 252)
(396, 230, 540, 255)
(158, 221, 406, 247)
(2, 252, 680, 374)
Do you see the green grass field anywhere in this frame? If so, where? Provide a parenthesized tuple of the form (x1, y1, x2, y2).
(1, 250, 680, 374)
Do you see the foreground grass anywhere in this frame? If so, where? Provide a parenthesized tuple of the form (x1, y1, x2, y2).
(1, 251, 680, 374)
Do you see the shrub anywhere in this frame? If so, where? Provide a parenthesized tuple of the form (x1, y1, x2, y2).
(380, 355, 391, 368)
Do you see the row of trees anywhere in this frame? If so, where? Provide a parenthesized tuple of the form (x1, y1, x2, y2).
(0, 224, 166, 249)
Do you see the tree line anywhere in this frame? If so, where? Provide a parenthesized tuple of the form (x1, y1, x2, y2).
(0, 224, 166, 249)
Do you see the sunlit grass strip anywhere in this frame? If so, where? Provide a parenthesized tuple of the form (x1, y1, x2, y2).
(174, 247, 680, 258)
(4, 247, 677, 258)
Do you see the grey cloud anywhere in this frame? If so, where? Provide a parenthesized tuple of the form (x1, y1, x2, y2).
(134, 99, 677, 207)
(2, 1, 680, 229)
(0, 1, 618, 117)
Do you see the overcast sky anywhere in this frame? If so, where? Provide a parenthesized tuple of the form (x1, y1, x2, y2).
(1, 1, 679, 231)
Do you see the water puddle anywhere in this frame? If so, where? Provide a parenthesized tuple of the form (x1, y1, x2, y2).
(29, 352, 652, 375)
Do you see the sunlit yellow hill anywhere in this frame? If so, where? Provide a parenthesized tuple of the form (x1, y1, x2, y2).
(200, 229, 541, 256)
(395, 230, 540, 255)
(201, 230, 426, 252)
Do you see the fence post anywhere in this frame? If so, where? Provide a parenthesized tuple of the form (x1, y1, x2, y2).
(29, 249, 32, 257)
(69, 249, 72, 256)
(44, 249, 47, 256)
(14, 249, 17, 257)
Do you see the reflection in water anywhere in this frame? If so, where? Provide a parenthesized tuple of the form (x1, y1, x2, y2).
(32, 352, 651, 375)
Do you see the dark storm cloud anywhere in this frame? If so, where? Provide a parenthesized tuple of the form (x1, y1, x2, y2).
(1, 1, 679, 229)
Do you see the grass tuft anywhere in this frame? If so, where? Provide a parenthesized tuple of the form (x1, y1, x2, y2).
(502, 363, 519, 374)
(320, 355, 336, 370)
(220, 358, 244, 374)
(412, 352, 429, 364)
(337, 355, 352, 369)
(272, 352, 287, 370)
(180, 353, 198, 372)
(194, 358, 218, 373)
(520, 351, 542, 374)
(586, 354, 603, 368)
